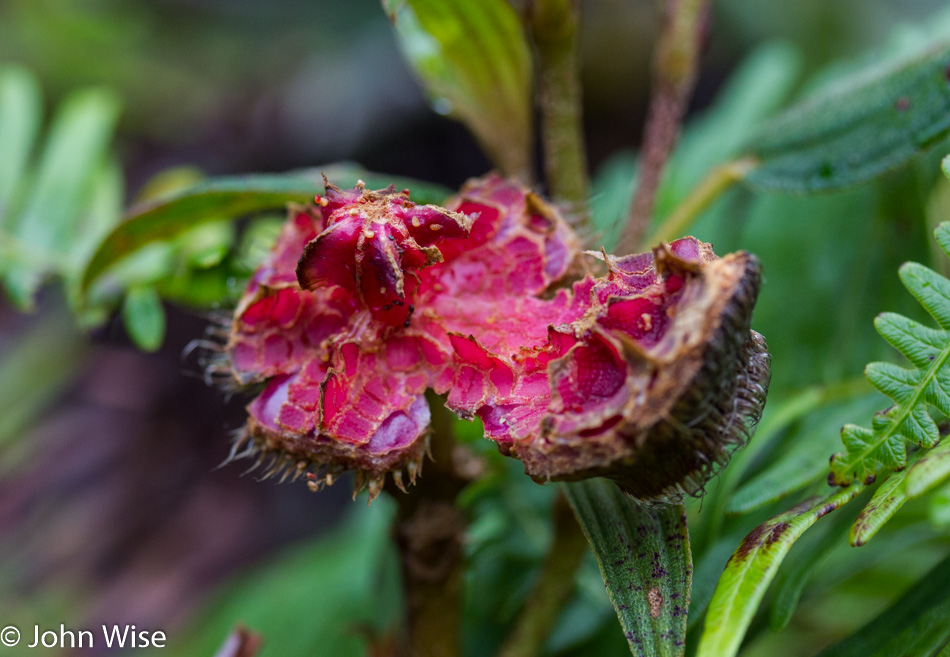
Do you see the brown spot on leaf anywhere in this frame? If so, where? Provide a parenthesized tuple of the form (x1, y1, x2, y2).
(895, 96, 911, 111)
(734, 520, 791, 560)
(648, 587, 663, 619)
(766, 522, 790, 544)
(734, 524, 767, 560)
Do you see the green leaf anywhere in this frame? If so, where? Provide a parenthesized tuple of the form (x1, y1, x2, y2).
(814, 552, 950, 657)
(178, 221, 235, 269)
(744, 42, 950, 193)
(830, 221, 950, 485)
(930, 480, 950, 528)
(79, 165, 452, 299)
(696, 483, 863, 657)
(3, 87, 120, 309)
(121, 286, 166, 352)
(905, 437, 950, 498)
(0, 66, 42, 223)
(383, 0, 533, 179)
(768, 506, 853, 632)
(565, 479, 691, 657)
(849, 466, 913, 547)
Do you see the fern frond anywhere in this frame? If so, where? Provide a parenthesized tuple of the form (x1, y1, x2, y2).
(830, 222, 950, 485)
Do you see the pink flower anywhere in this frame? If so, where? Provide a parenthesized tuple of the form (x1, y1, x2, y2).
(224, 175, 769, 502)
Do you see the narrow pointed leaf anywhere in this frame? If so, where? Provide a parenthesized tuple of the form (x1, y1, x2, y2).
(930, 480, 950, 528)
(905, 438, 950, 498)
(697, 483, 863, 657)
(849, 467, 911, 547)
(565, 480, 691, 657)
(382, 0, 532, 178)
(0, 66, 42, 222)
(3, 87, 120, 309)
(744, 42, 950, 192)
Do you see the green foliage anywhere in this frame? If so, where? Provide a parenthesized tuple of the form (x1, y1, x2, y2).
(590, 42, 802, 249)
(813, 552, 950, 657)
(382, 0, 533, 179)
(766, 507, 854, 633)
(830, 221, 950, 485)
(0, 65, 121, 311)
(744, 41, 950, 193)
(850, 437, 950, 546)
(121, 286, 166, 352)
(0, 66, 41, 211)
(696, 483, 863, 657)
(565, 480, 691, 657)
(727, 386, 878, 515)
(906, 436, 950, 497)
(849, 465, 913, 547)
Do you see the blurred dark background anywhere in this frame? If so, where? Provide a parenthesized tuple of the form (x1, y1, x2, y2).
(0, 0, 947, 654)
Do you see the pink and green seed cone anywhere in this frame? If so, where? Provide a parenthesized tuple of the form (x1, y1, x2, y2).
(223, 174, 769, 503)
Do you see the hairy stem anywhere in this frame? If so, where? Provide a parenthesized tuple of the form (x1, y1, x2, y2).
(617, 0, 711, 254)
(527, 0, 589, 215)
(646, 157, 757, 246)
(389, 394, 475, 657)
(497, 490, 589, 657)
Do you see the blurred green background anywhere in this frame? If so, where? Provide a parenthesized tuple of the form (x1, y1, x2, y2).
(3, 1, 950, 656)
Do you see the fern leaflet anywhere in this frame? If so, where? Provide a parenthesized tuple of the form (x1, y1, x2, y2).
(830, 221, 950, 485)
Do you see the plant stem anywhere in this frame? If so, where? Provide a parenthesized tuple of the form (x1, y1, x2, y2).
(645, 156, 757, 246)
(617, 0, 711, 254)
(497, 490, 589, 657)
(389, 394, 474, 657)
(527, 0, 589, 216)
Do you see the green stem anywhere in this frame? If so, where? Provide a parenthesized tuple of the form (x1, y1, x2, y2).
(645, 157, 757, 247)
(527, 0, 589, 216)
(617, 0, 711, 254)
(497, 490, 589, 657)
(389, 394, 474, 657)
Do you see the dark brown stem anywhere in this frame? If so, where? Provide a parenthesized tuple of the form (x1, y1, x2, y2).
(527, 0, 589, 216)
(389, 393, 477, 657)
(497, 490, 589, 657)
(617, 0, 711, 254)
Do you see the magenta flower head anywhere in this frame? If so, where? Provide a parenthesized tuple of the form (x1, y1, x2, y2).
(224, 175, 769, 502)
(297, 178, 472, 327)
